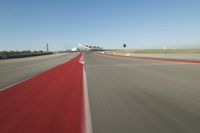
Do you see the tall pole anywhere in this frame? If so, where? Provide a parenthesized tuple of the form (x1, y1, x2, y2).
(47, 43, 49, 52)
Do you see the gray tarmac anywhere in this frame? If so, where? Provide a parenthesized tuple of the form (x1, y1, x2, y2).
(0, 53, 77, 89)
(1, 52, 200, 133)
(85, 52, 200, 133)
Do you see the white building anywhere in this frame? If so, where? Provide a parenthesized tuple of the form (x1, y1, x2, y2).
(71, 47, 78, 52)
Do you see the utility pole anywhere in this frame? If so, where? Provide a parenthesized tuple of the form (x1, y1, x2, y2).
(46, 43, 49, 52)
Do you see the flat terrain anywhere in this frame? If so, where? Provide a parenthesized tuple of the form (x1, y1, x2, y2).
(1, 52, 200, 133)
(0, 53, 77, 89)
(85, 52, 200, 133)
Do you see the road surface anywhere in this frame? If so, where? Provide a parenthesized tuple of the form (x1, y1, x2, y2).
(1, 52, 200, 133)
(0, 53, 85, 133)
(0, 53, 77, 89)
(85, 52, 200, 133)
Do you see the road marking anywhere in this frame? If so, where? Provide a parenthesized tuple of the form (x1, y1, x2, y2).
(0, 76, 34, 92)
(0, 55, 77, 92)
(86, 62, 195, 68)
(79, 52, 93, 133)
(0, 53, 89, 133)
(82, 66, 93, 133)
(97, 52, 200, 64)
(79, 53, 85, 64)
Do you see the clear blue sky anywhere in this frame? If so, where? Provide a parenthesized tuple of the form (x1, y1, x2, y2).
(0, 0, 200, 51)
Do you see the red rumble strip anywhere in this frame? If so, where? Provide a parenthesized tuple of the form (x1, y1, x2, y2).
(98, 52, 200, 64)
(0, 53, 86, 133)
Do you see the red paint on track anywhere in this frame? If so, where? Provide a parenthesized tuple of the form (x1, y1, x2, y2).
(0, 53, 85, 133)
(98, 52, 200, 64)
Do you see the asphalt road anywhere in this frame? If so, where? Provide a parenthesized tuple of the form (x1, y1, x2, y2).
(85, 52, 200, 133)
(0, 53, 77, 89)
(1, 52, 200, 133)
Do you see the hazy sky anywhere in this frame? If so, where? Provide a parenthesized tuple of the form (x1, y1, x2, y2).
(0, 0, 200, 50)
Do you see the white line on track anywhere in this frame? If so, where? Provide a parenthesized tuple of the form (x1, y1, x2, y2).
(0, 76, 34, 92)
(80, 53, 93, 133)
(83, 68, 93, 133)
(0, 54, 79, 92)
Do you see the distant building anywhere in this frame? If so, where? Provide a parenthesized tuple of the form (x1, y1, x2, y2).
(78, 44, 103, 51)
(71, 47, 78, 52)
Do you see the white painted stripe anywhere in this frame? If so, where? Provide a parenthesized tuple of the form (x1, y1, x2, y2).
(0, 54, 79, 92)
(79, 53, 85, 64)
(82, 53, 93, 133)
(83, 68, 93, 133)
(0, 76, 34, 92)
